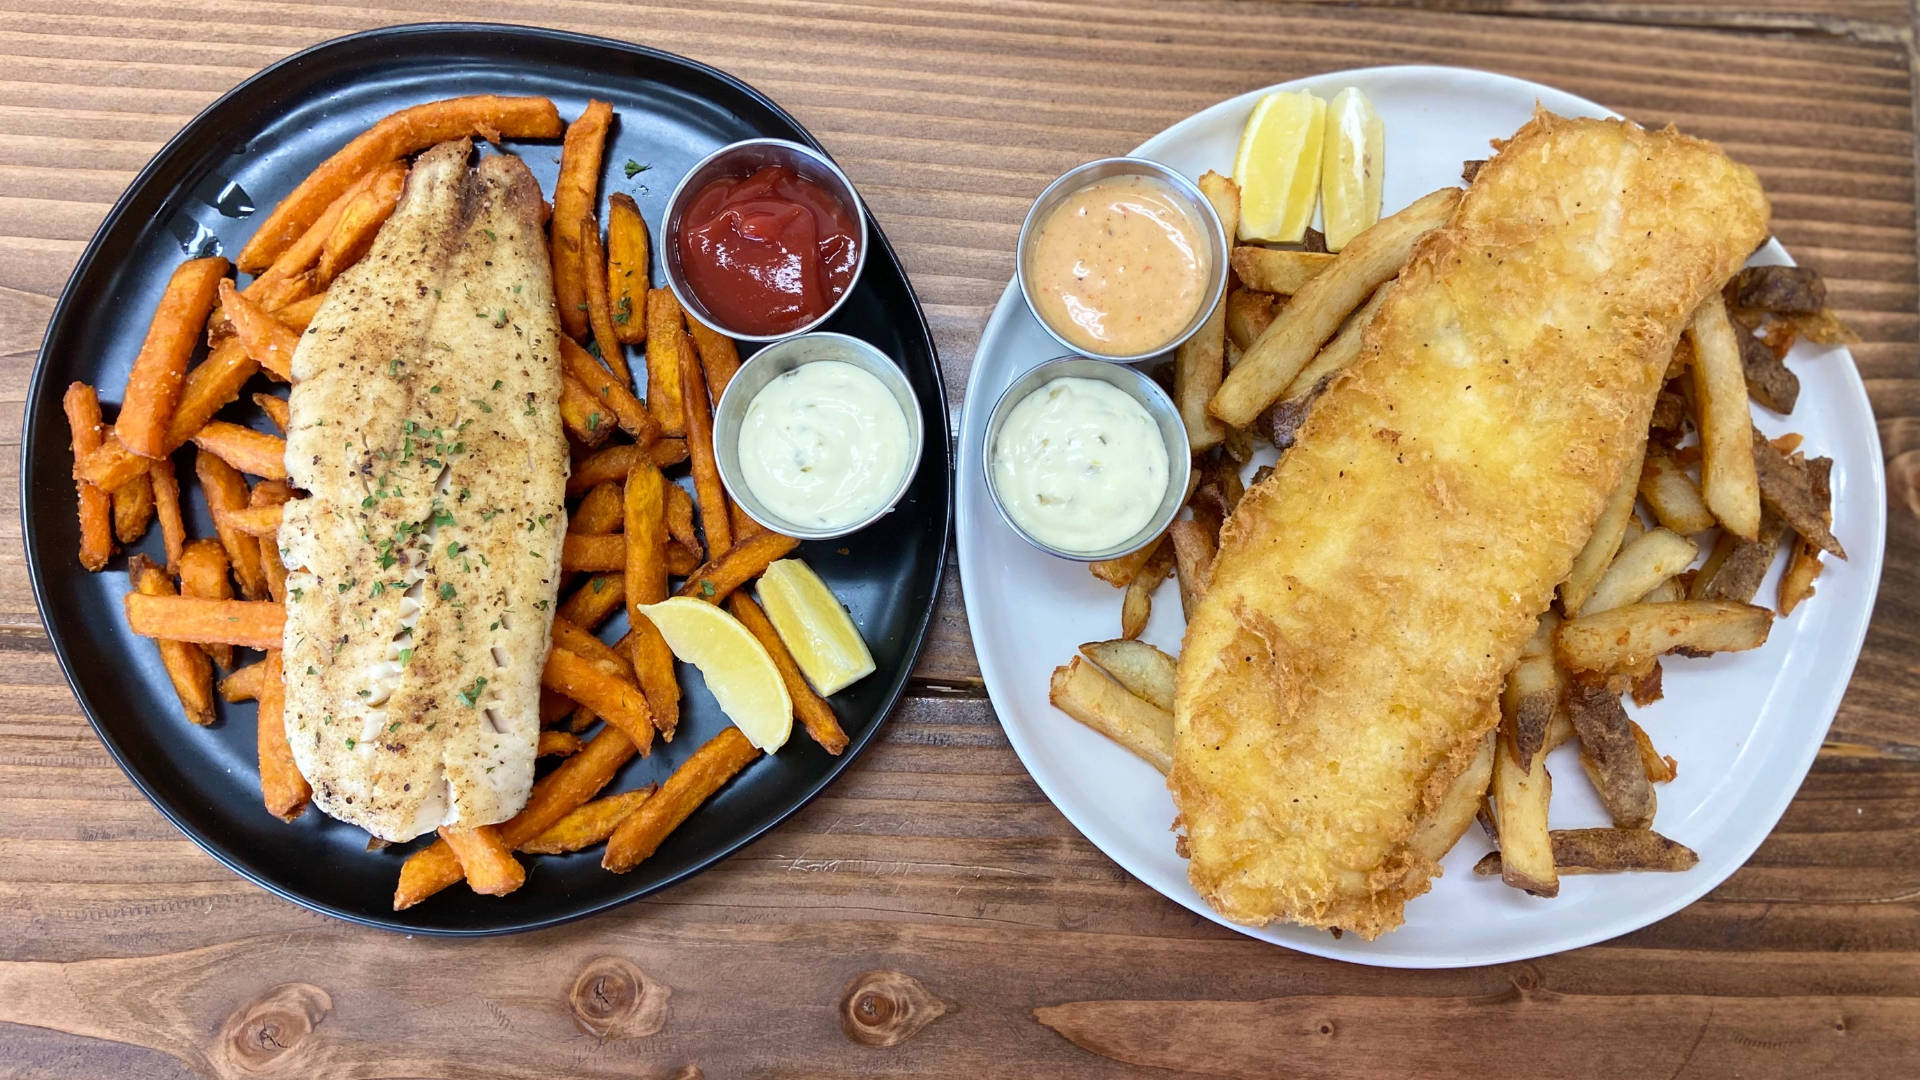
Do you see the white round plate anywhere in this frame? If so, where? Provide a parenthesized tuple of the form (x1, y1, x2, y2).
(955, 65, 1888, 967)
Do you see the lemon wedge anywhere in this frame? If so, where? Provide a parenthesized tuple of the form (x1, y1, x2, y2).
(1233, 90, 1326, 243)
(756, 559, 875, 696)
(639, 597, 792, 751)
(1320, 87, 1385, 251)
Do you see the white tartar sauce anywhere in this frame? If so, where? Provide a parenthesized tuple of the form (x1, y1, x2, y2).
(991, 377, 1169, 553)
(739, 361, 910, 530)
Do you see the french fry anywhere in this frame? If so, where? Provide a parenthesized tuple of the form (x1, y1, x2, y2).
(1473, 828, 1698, 877)
(561, 533, 629, 571)
(117, 257, 230, 460)
(218, 280, 298, 382)
(1089, 535, 1161, 588)
(603, 726, 762, 872)
(607, 192, 650, 345)
(1280, 282, 1394, 402)
(1752, 437, 1844, 558)
(1630, 720, 1677, 783)
(62, 383, 114, 571)
(1566, 683, 1656, 830)
(1166, 517, 1215, 618)
(111, 469, 155, 545)
(541, 646, 657, 751)
(197, 450, 267, 599)
(239, 95, 563, 272)
(551, 100, 613, 339)
(1687, 293, 1763, 540)
(624, 461, 680, 732)
(1230, 246, 1336, 295)
(517, 788, 654, 854)
(1210, 187, 1460, 427)
(566, 441, 689, 497)
(675, 529, 800, 604)
(124, 594, 285, 649)
(561, 336, 658, 443)
(1691, 512, 1787, 604)
(1503, 613, 1563, 771)
(730, 594, 849, 754)
(679, 323, 732, 557)
(570, 480, 625, 536)
(438, 824, 526, 897)
(128, 556, 215, 725)
(150, 457, 185, 573)
(252, 392, 291, 434)
(559, 373, 615, 447)
(191, 421, 289, 481)
(1407, 729, 1495, 866)
(580, 214, 630, 384)
(219, 658, 265, 703)
(1559, 443, 1647, 615)
(218, 503, 286, 538)
(256, 651, 310, 821)
(1584, 527, 1698, 615)
(1048, 655, 1173, 774)
(1121, 538, 1175, 639)
(395, 725, 640, 909)
(1077, 638, 1177, 712)
(1638, 447, 1716, 536)
(315, 160, 408, 284)
(1493, 712, 1557, 896)
(644, 287, 688, 436)
(177, 538, 235, 670)
(687, 316, 743, 402)
(1175, 172, 1239, 452)
(1779, 539, 1824, 615)
(1557, 600, 1772, 679)
(559, 573, 625, 628)
(1223, 288, 1280, 354)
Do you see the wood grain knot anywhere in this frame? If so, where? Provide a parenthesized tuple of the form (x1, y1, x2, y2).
(218, 982, 330, 1076)
(1889, 449, 1920, 523)
(840, 969, 949, 1048)
(1510, 964, 1542, 993)
(569, 956, 669, 1040)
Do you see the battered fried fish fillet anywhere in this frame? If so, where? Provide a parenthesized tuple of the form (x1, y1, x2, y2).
(279, 141, 569, 842)
(1173, 111, 1769, 938)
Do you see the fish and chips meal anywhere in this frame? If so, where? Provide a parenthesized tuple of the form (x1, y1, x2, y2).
(1021, 91, 1855, 939)
(63, 94, 913, 908)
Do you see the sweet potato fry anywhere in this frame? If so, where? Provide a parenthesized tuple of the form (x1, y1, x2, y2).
(561, 336, 657, 443)
(679, 325, 732, 557)
(129, 556, 215, 725)
(580, 215, 630, 384)
(561, 533, 628, 571)
(730, 594, 849, 754)
(111, 469, 155, 545)
(666, 483, 701, 558)
(668, 541, 700, 577)
(394, 725, 640, 909)
(191, 420, 288, 481)
(315, 160, 407, 284)
(565, 441, 689, 497)
(541, 646, 657, 751)
(197, 450, 267, 599)
(518, 788, 654, 854)
(124, 594, 285, 649)
(62, 383, 114, 571)
(271, 292, 326, 332)
(177, 538, 235, 669)
(218, 280, 298, 382)
(559, 373, 614, 447)
(686, 316, 742, 402)
(217, 503, 286, 538)
(438, 824, 526, 897)
(606, 192, 650, 346)
(538, 729, 583, 759)
(570, 480, 625, 536)
(148, 457, 185, 573)
(239, 95, 564, 272)
(551, 100, 613, 339)
(559, 573, 626, 628)
(551, 616, 633, 678)
(644, 287, 688, 436)
(74, 341, 257, 494)
(249, 482, 291, 602)
(252, 392, 290, 433)
(625, 461, 680, 732)
(604, 726, 762, 872)
(219, 658, 265, 703)
(256, 651, 310, 821)
(114, 256, 229, 459)
(675, 529, 800, 604)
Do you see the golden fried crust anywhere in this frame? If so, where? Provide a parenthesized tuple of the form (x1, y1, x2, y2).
(1171, 111, 1769, 939)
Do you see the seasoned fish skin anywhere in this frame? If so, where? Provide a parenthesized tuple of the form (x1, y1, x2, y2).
(280, 141, 569, 842)
(1172, 112, 1770, 939)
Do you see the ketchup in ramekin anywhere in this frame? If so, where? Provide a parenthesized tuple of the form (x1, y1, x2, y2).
(676, 165, 861, 337)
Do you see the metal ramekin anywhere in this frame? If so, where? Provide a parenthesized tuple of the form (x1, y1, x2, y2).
(712, 332, 924, 540)
(661, 138, 869, 343)
(982, 356, 1191, 562)
(1015, 157, 1229, 363)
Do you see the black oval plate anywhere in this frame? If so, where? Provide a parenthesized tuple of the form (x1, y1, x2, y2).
(19, 24, 951, 934)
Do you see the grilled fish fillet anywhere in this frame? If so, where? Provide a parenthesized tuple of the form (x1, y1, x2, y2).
(279, 140, 568, 842)
(1173, 111, 1769, 938)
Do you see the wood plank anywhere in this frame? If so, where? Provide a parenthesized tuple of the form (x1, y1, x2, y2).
(1321, 1, 1913, 42)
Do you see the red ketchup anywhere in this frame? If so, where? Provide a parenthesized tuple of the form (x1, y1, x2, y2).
(677, 165, 860, 336)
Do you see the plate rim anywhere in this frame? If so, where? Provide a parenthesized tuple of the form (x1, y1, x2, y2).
(955, 63, 1889, 967)
(19, 21, 954, 936)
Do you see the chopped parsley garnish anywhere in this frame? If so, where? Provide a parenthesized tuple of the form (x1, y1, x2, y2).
(624, 159, 649, 179)
(700, 580, 716, 597)
(431, 508, 456, 527)
(438, 582, 456, 601)
(471, 397, 494, 414)
(491, 379, 503, 390)
(612, 295, 632, 326)
(345, 737, 356, 749)
(456, 676, 488, 708)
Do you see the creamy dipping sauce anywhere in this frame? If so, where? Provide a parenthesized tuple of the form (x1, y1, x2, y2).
(1025, 174, 1209, 356)
(990, 377, 1170, 553)
(739, 361, 910, 531)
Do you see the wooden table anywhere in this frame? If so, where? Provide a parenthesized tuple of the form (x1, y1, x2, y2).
(2, 2, 1916, 1076)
